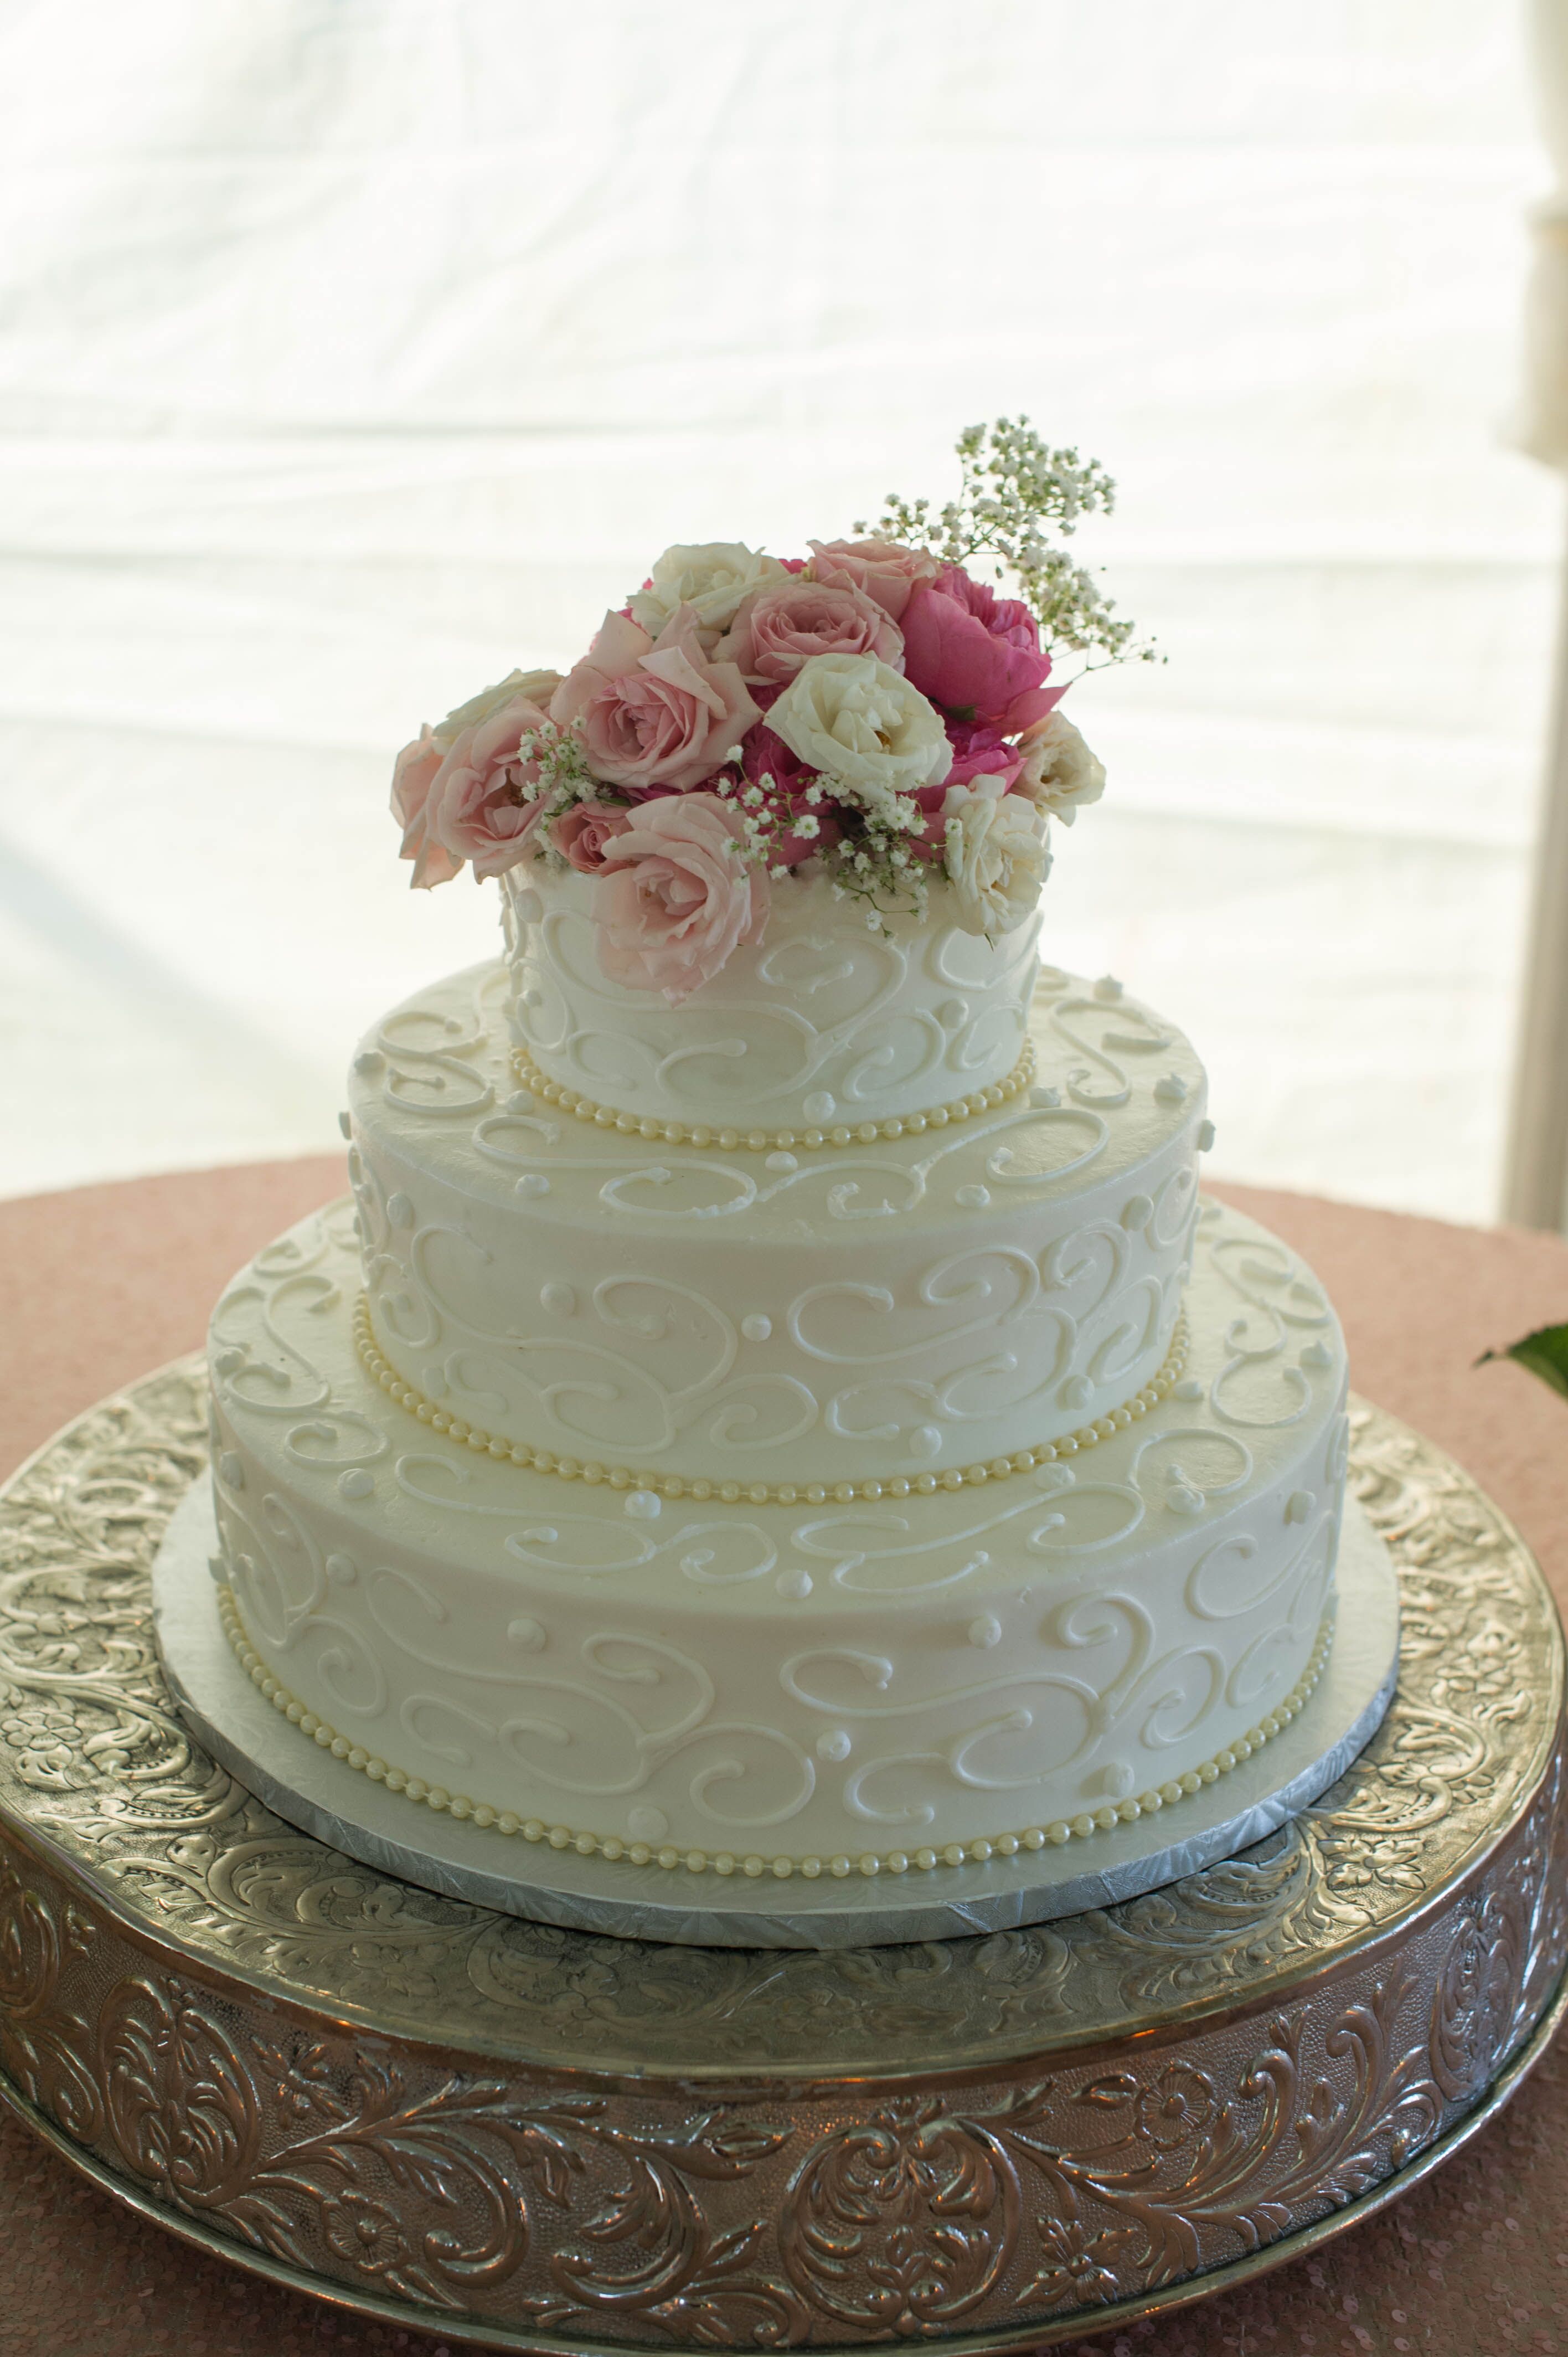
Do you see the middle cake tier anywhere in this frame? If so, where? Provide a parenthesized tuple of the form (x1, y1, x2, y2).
(345, 961, 1210, 1490)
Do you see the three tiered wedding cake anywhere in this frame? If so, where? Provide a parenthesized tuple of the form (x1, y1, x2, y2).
(202, 428, 1349, 1894)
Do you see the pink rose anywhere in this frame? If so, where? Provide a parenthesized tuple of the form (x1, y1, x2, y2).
(945, 718, 1024, 790)
(718, 578, 902, 686)
(738, 723, 839, 865)
(807, 537, 940, 621)
(426, 696, 555, 879)
(594, 793, 768, 1001)
(390, 727, 462, 888)
(740, 720, 811, 794)
(900, 566, 1056, 732)
(390, 667, 562, 888)
(550, 609, 760, 794)
(552, 802, 632, 873)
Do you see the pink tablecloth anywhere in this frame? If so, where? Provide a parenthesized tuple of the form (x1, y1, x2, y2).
(2, 1158, 1567, 2357)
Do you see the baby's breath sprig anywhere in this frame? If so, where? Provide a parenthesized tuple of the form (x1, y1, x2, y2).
(816, 772, 933, 929)
(712, 764, 932, 923)
(857, 416, 1156, 675)
(713, 766, 798, 876)
(517, 720, 609, 857)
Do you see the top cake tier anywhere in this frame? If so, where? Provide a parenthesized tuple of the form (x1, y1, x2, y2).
(502, 865, 1042, 1133)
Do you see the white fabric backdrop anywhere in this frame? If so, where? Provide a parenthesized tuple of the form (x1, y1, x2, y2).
(0, 0, 1559, 1219)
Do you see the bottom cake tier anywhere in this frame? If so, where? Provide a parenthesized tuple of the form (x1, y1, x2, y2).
(205, 1196, 1349, 1879)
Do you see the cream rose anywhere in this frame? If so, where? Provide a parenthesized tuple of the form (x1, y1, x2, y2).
(1014, 709, 1106, 827)
(765, 653, 952, 799)
(440, 668, 564, 736)
(627, 542, 788, 639)
(941, 778, 1051, 939)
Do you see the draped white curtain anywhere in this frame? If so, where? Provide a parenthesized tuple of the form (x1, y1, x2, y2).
(0, 1, 1558, 1220)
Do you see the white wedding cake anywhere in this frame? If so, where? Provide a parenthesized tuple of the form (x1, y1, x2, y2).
(203, 428, 1348, 1891)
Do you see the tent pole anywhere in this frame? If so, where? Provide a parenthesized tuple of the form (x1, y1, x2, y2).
(1502, 510, 1568, 1231)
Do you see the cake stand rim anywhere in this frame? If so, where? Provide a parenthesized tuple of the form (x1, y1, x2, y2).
(3, 1961, 1562, 2357)
(2, 1361, 1561, 2077)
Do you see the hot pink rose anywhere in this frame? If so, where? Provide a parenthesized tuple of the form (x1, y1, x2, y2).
(945, 718, 1024, 790)
(552, 802, 632, 873)
(808, 537, 941, 621)
(900, 566, 1056, 731)
(426, 696, 555, 879)
(390, 727, 462, 888)
(594, 793, 768, 1001)
(718, 578, 902, 686)
(550, 609, 760, 794)
(740, 721, 811, 794)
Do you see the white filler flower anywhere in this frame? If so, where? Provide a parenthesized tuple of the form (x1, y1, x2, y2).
(767, 653, 953, 797)
(941, 776, 1051, 938)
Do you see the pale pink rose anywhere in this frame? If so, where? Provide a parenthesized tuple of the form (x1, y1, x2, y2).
(552, 802, 632, 873)
(390, 667, 562, 888)
(594, 792, 768, 1001)
(900, 567, 1057, 732)
(550, 609, 760, 793)
(807, 536, 941, 621)
(427, 696, 555, 879)
(390, 727, 462, 888)
(718, 577, 902, 686)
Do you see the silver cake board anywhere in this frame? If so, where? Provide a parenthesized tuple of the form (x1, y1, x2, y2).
(153, 1488, 1400, 1951)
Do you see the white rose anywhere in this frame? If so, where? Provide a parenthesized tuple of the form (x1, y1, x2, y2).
(766, 653, 953, 799)
(627, 543, 788, 638)
(941, 778, 1051, 939)
(437, 667, 564, 744)
(1014, 709, 1106, 827)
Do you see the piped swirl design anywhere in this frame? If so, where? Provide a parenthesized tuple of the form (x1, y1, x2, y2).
(216, 1581, 1333, 1880)
(352, 1292, 1193, 1505)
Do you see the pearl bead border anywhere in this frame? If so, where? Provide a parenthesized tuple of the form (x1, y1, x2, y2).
(508, 1039, 1037, 1153)
(353, 1296, 1192, 1506)
(215, 1583, 1334, 1882)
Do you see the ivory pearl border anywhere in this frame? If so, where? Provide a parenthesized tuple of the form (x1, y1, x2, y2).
(352, 1297, 1193, 1506)
(508, 1038, 1038, 1153)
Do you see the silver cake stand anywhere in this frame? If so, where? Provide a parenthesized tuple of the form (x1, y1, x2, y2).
(0, 1361, 1563, 2353)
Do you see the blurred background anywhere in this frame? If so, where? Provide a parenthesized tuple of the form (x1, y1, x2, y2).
(0, 0, 1563, 1227)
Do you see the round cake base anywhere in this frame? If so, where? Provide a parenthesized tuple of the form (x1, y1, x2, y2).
(152, 1488, 1401, 1950)
(0, 1364, 1562, 2355)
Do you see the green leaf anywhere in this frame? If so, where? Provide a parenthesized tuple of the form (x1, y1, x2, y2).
(1478, 1322, 1568, 1402)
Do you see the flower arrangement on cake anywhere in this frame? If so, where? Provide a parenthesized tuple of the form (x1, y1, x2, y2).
(390, 420, 1149, 1000)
